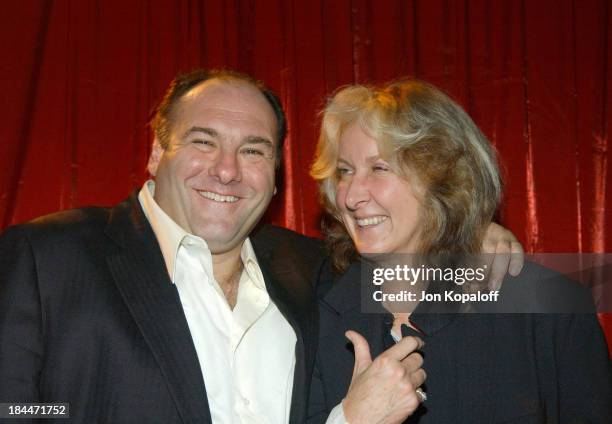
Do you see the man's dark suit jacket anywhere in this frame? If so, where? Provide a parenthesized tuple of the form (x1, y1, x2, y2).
(308, 260, 612, 424)
(0, 194, 323, 423)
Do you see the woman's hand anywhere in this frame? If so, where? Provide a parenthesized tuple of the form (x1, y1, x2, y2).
(342, 331, 426, 424)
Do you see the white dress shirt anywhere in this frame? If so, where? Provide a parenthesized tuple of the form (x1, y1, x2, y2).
(138, 180, 297, 424)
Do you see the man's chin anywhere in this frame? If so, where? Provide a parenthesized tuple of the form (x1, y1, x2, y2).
(195, 230, 244, 255)
(207, 243, 241, 255)
(193, 217, 262, 254)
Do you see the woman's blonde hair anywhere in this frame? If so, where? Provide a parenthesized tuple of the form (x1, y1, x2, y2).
(311, 80, 502, 274)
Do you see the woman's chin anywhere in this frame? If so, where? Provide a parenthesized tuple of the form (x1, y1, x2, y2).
(355, 242, 388, 257)
(356, 243, 419, 257)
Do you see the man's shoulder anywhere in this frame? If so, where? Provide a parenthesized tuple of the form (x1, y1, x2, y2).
(251, 224, 323, 250)
(252, 224, 325, 261)
(31, 206, 110, 227)
(1, 204, 121, 250)
(251, 224, 327, 290)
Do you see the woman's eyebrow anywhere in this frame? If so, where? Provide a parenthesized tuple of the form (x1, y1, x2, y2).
(365, 154, 383, 163)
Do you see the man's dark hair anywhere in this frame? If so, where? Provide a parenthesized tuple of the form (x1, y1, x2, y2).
(150, 69, 287, 162)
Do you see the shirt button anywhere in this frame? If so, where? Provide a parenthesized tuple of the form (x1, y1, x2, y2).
(243, 397, 250, 406)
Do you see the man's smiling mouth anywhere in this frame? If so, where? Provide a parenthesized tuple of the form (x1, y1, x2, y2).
(197, 190, 239, 203)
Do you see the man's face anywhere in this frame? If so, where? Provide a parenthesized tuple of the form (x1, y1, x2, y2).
(148, 80, 278, 255)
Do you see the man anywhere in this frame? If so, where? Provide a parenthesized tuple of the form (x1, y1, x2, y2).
(0, 69, 522, 423)
(0, 69, 323, 423)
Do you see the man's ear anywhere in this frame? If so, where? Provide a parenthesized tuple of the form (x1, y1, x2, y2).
(147, 138, 164, 176)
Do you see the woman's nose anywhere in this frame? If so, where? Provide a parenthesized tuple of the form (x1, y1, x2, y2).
(344, 175, 370, 211)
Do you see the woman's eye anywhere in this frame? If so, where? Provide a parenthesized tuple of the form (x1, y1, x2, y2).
(372, 164, 389, 173)
(336, 167, 352, 177)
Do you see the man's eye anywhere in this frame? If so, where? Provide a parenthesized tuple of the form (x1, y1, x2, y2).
(192, 139, 214, 146)
(242, 148, 264, 156)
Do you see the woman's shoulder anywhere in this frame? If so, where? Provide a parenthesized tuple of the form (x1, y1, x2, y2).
(496, 259, 597, 314)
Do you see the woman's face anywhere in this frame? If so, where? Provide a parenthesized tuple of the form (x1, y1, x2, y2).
(335, 122, 424, 255)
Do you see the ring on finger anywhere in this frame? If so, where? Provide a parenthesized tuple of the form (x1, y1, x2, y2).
(415, 387, 427, 402)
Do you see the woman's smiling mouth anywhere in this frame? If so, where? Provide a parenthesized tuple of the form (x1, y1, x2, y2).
(355, 216, 388, 227)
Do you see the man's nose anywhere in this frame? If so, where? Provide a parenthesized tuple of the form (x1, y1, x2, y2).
(344, 174, 370, 211)
(209, 149, 242, 184)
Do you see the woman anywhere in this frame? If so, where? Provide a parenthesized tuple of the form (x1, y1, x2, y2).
(308, 80, 611, 423)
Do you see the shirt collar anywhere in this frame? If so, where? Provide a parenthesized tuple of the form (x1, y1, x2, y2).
(138, 180, 263, 288)
(240, 237, 266, 290)
(138, 180, 189, 282)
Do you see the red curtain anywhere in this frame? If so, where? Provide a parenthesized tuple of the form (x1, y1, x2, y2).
(1, 0, 611, 346)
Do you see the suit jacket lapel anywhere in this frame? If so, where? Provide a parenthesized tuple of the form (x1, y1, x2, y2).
(253, 239, 318, 424)
(322, 261, 389, 359)
(104, 195, 212, 424)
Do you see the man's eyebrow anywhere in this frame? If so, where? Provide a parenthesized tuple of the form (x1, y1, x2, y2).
(183, 126, 218, 139)
(244, 135, 274, 149)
